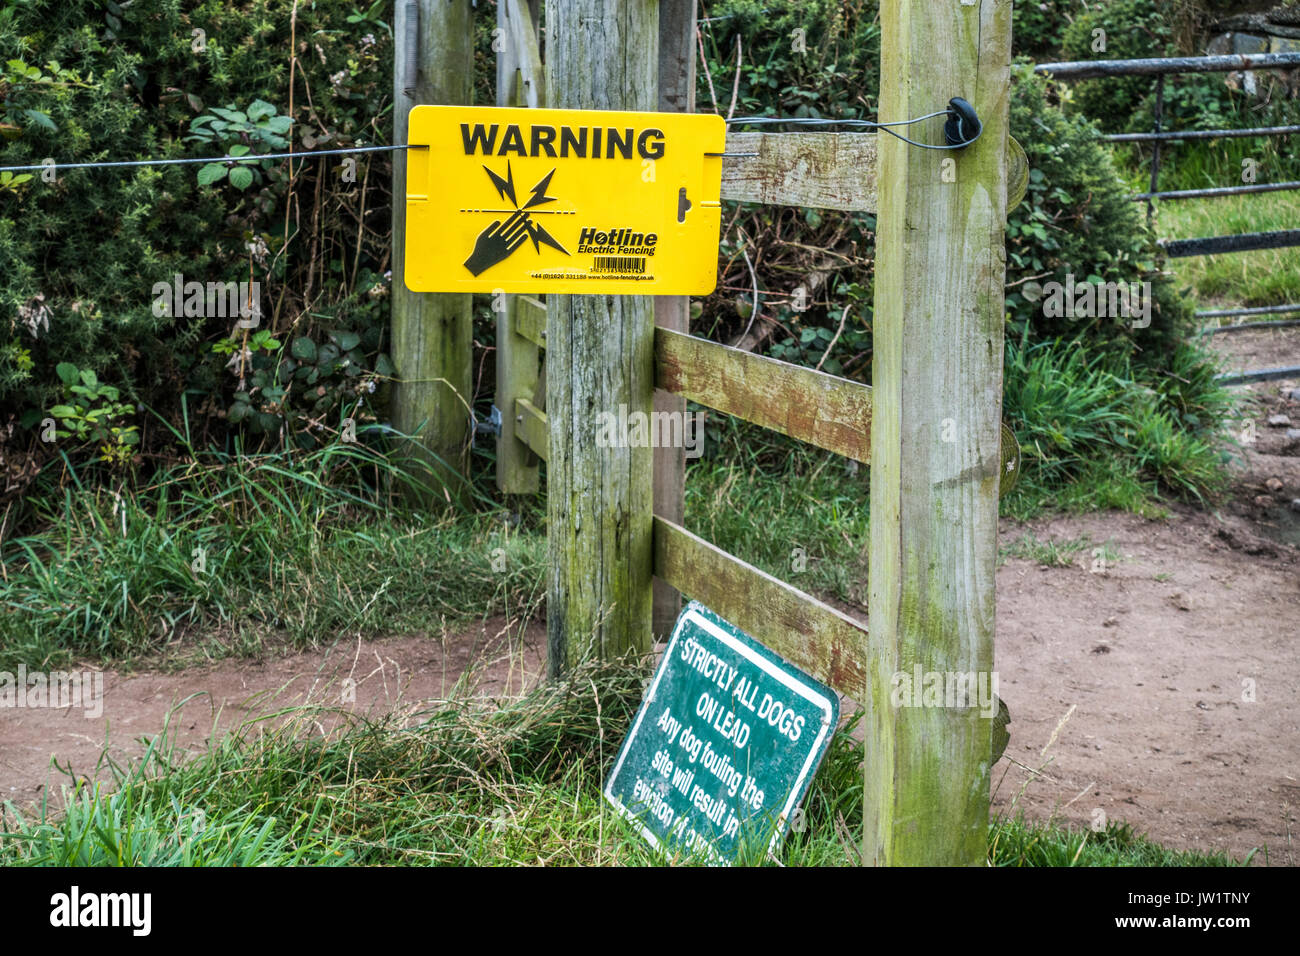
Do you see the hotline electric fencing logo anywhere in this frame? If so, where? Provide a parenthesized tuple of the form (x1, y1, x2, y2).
(462, 161, 568, 276)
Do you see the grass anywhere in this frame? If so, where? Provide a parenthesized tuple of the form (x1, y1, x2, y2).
(1155, 192, 1300, 312)
(0, 430, 545, 672)
(1000, 336, 1237, 516)
(0, 659, 1252, 867)
(686, 414, 870, 607)
(999, 533, 1095, 568)
(989, 816, 1249, 867)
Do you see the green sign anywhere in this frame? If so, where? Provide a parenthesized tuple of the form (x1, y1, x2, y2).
(604, 601, 839, 864)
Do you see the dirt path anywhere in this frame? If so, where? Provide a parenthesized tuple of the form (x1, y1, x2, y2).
(991, 505, 1298, 864)
(1, 619, 546, 808)
(4, 497, 1294, 863)
(986, 331, 1300, 863)
(2, 335, 1297, 863)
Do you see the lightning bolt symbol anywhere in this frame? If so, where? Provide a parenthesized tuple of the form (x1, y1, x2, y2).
(522, 168, 557, 210)
(475, 163, 569, 258)
(483, 162, 517, 207)
(519, 168, 565, 253)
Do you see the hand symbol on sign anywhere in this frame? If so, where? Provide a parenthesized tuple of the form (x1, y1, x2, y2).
(464, 209, 532, 276)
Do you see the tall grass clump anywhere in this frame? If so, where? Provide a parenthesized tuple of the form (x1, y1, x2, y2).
(1002, 335, 1235, 514)
(0, 418, 545, 670)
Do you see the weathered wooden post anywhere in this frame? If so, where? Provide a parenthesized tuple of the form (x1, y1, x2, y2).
(865, 0, 1012, 865)
(652, 0, 697, 640)
(545, 0, 658, 675)
(494, 0, 544, 495)
(391, 0, 474, 501)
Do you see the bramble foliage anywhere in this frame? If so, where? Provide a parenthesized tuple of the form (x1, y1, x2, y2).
(1, 0, 1230, 508)
(697, 2, 1195, 380)
(1013, 0, 1077, 60)
(1006, 63, 1194, 361)
(1060, 0, 1174, 131)
(0, 0, 395, 485)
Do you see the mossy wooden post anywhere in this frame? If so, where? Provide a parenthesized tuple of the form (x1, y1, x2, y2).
(495, 0, 543, 494)
(865, 0, 1012, 865)
(652, 0, 697, 640)
(391, 0, 473, 502)
(545, 0, 658, 676)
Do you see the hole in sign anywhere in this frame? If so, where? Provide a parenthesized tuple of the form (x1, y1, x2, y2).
(677, 187, 692, 224)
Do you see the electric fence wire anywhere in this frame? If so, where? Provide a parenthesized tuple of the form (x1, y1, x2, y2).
(0, 106, 979, 176)
(0, 142, 407, 174)
(725, 109, 982, 150)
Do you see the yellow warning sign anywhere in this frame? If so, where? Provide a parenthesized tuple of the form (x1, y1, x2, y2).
(404, 106, 726, 295)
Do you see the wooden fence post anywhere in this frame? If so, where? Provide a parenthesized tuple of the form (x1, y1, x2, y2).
(495, 0, 543, 495)
(652, 0, 697, 640)
(545, 0, 658, 675)
(865, 0, 1013, 865)
(391, 0, 474, 502)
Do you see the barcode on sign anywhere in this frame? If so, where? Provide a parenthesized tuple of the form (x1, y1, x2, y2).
(592, 256, 646, 274)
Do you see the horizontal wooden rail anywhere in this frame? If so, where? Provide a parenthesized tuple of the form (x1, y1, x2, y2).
(514, 397, 547, 459)
(654, 327, 873, 463)
(515, 295, 547, 348)
(653, 517, 868, 701)
(721, 132, 878, 213)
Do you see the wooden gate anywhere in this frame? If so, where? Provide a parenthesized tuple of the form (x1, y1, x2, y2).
(480, 0, 1012, 865)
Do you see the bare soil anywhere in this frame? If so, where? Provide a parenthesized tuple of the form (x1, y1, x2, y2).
(1, 619, 546, 807)
(2, 331, 1297, 864)
(987, 329, 1300, 864)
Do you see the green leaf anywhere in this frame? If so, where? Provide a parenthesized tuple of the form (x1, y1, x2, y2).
(331, 330, 360, 351)
(317, 344, 340, 368)
(48, 404, 77, 418)
(291, 337, 317, 362)
(79, 369, 98, 387)
(228, 143, 251, 157)
(23, 109, 56, 132)
(55, 362, 79, 385)
(227, 402, 250, 424)
(246, 99, 277, 122)
(197, 163, 227, 186)
(228, 166, 254, 190)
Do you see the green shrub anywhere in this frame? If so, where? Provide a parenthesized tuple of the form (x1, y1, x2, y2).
(0, 0, 395, 477)
(1059, 0, 1173, 131)
(1013, 0, 1078, 60)
(1007, 62, 1195, 365)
